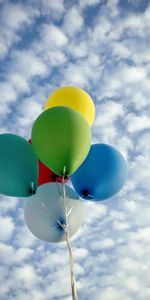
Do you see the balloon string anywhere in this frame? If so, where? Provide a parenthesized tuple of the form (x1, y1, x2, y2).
(56, 180, 62, 197)
(63, 166, 78, 300)
(41, 167, 78, 299)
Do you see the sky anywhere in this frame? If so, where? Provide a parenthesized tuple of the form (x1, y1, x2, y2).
(0, 0, 150, 299)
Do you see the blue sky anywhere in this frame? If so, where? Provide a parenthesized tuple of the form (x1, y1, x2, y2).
(0, 0, 150, 299)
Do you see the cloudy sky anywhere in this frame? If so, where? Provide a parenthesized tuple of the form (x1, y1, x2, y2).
(0, 0, 150, 299)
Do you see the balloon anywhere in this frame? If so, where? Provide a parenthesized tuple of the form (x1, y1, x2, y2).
(0, 134, 38, 197)
(31, 106, 91, 176)
(71, 144, 128, 201)
(38, 160, 69, 186)
(28, 139, 69, 186)
(45, 86, 95, 126)
(24, 183, 83, 243)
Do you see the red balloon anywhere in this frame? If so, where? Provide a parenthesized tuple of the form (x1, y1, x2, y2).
(28, 139, 68, 186)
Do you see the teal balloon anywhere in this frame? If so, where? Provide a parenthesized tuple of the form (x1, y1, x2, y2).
(24, 183, 83, 243)
(0, 134, 38, 197)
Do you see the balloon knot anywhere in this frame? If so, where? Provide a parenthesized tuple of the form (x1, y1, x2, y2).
(51, 174, 57, 181)
(30, 182, 36, 195)
(81, 189, 89, 197)
(56, 218, 66, 232)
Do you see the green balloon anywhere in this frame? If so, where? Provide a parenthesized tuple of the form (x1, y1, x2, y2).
(31, 106, 91, 176)
(0, 134, 38, 197)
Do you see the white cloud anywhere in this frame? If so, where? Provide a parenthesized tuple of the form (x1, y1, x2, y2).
(0, 2, 38, 59)
(41, 0, 64, 15)
(67, 41, 88, 59)
(73, 247, 89, 259)
(0, 82, 17, 105)
(120, 66, 146, 83)
(94, 100, 125, 143)
(0, 81, 17, 120)
(14, 225, 37, 248)
(0, 50, 49, 123)
(135, 132, 150, 152)
(8, 73, 30, 94)
(27, 0, 65, 22)
(16, 99, 42, 128)
(92, 238, 115, 250)
(15, 264, 37, 284)
(79, 0, 102, 8)
(128, 153, 150, 193)
(39, 23, 68, 48)
(63, 6, 84, 36)
(126, 113, 150, 133)
(95, 101, 124, 125)
(0, 243, 33, 265)
(0, 1, 150, 300)
(0, 216, 15, 241)
(30, 23, 68, 69)
(1, 3, 32, 30)
(92, 16, 112, 44)
(10, 50, 48, 79)
(102, 65, 147, 97)
(60, 53, 101, 87)
(0, 196, 18, 214)
(0, 49, 48, 125)
(100, 287, 129, 300)
(111, 41, 131, 59)
(46, 49, 67, 66)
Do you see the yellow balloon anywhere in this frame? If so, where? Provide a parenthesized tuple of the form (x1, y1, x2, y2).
(45, 86, 95, 126)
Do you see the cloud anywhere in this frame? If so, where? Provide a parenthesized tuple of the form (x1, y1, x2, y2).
(0, 82, 17, 122)
(59, 53, 101, 87)
(14, 98, 43, 135)
(67, 41, 88, 59)
(93, 100, 125, 144)
(0, 196, 18, 214)
(39, 23, 68, 48)
(10, 50, 48, 79)
(13, 264, 38, 286)
(33, 0, 65, 20)
(0, 243, 33, 265)
(79, 0, 102, 8)
(63, 6, 84, 36)
(0, 216, 15, 241)
(0, 1, 150, 300)
(40, 0, 64, 15)
(0, 2, 38, 59)
(126, 113, 150, 133)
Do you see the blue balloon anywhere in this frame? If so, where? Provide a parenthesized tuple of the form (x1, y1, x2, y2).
(71, 144, 128, 201)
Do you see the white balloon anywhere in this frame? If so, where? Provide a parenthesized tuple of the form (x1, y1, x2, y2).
(24, 183, 83, 243)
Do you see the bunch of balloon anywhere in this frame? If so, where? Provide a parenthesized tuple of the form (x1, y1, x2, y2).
(0, 86, 94, 300)
(29, 86, 94, 300)
(0, 85, 128, 300)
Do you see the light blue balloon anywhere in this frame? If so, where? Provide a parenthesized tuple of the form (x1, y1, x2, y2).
(71, 144, 128, 201)
(24, 183, 83, 243)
